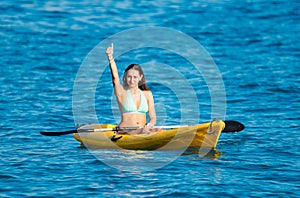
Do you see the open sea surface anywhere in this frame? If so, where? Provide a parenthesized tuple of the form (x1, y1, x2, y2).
(1, 0, 299, 197)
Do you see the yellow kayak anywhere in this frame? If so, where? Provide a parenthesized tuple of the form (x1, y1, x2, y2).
(73, 120, 225, 151)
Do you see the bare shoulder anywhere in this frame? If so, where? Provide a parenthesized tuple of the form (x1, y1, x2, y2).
(142, 90, 153, 99)
(142, 90, 152, 95)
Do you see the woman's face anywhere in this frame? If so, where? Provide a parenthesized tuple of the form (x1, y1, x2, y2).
(126, 69, 143, 88)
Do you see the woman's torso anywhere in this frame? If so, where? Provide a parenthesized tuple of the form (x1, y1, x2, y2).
(118, 89, 149, 127)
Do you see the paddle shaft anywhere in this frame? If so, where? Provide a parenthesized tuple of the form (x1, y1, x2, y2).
(40, 126, 180, 136)
(40, 120, 244, 136)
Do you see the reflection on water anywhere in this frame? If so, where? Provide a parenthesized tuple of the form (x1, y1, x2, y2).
(79, 143, 223, 161)
(183, 147, 222, 160)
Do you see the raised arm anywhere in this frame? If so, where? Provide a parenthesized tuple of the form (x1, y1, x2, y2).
(106, 44, 124, 98)
(106, 43, 119, 86)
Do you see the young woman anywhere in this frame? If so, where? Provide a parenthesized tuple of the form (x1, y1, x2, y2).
(106, 44, 158, 134)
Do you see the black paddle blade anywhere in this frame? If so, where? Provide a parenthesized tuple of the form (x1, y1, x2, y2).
(40, 129, 78, 136)
(222, 120, 245, 133)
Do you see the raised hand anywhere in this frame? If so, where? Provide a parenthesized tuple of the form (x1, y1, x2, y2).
(106, 43, 114, 57)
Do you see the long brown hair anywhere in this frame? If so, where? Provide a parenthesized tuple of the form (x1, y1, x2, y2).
(122, 64, 149, 90)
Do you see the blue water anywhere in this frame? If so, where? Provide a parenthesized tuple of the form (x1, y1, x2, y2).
(1, 0, 299, 197)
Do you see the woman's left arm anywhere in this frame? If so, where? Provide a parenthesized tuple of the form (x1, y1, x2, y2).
(146, 91, 156, 128)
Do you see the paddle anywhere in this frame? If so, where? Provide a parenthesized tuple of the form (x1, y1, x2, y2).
(40, 120, 244, 136)
(223, 120, 245, 132)
(40, 127, 138, 136)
